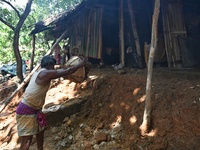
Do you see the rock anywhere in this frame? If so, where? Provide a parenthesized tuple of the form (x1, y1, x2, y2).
(68, 135, 73, 140)
(50, 127, 58, 133)
(63, 117, 69, 122)
(93, 144, 100, 150)
(117, 69, 126, 75)
(82, 140, 92, 149)
(54, 136, 61, 141)
(60, 140, 66, 147)
(82, 126, 92, 137)
(95, 132, 107, 144)
(96, 123, 104, 130)
(75, 131, 82, 141)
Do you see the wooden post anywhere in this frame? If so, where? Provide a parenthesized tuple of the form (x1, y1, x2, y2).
(0, 29, 68, 113)
(127, 0, 143, 68)
(86, 10, 92, 57)
(162, 0, 171, 69)
(98, 8, 103, 60)
(30, 34, 35, 71)
(140, 0, 160, 135)
(119, 0, 125, 65)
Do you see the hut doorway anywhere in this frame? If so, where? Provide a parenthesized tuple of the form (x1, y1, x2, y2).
(102, 2, 120, 66)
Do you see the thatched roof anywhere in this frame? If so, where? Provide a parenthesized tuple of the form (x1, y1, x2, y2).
(30, 0, 111, 36)
(29, 0, 200, 68)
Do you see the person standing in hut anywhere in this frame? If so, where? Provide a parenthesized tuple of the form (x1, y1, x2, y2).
(16, 55, 86, 150)
(53, 43, 61, 65)
(61, 44, 70, 66)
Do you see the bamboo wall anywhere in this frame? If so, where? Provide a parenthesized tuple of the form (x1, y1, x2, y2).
(69, 8, 103, 59)
(162, 0, 187, 68)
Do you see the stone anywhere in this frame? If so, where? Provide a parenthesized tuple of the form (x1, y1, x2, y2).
(95, 132, 107, 144)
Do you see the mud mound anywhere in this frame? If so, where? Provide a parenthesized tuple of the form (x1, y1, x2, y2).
(0, 67, 200, 150)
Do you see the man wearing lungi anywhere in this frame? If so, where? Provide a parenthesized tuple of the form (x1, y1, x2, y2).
(16, 55, 85, 150)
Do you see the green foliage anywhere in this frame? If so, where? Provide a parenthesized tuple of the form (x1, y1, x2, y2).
(35, 0, 82, 14)
(0, 22, 15, 64)
(0, 0, 83, 65)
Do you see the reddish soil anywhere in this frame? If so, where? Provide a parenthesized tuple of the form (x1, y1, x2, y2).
(0, 67, 200, 150)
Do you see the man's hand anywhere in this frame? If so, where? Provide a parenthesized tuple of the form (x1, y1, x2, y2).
(78, 59, 87, 67)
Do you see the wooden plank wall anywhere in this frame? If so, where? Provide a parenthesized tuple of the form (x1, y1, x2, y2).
(162, 0, 187, 68)
(68, 8, 103, 59)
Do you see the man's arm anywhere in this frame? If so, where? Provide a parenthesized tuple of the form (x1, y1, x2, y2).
(36, 60, 85, 86)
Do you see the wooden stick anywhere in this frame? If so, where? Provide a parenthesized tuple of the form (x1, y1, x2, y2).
(140, 0, 160, 134)
(0, 29, 68, 113)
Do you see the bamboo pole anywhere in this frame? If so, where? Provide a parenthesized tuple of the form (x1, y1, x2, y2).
(0, 29, 68, 113)
(140, 0, 160, 135)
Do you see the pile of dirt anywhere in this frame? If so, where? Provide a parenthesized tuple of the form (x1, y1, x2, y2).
(0, 67, 200, 150)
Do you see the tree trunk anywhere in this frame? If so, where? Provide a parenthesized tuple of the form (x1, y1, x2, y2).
(13, 31, 23, 82)
(140, 0, 160, 135)
(13, 0, 33, 83)
(0, 28, 69, 113)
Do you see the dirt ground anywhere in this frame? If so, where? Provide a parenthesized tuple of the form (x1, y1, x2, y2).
(0, 66, 200, 150)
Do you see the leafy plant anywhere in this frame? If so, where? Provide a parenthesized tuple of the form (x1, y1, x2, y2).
(0, 0, 83, 78)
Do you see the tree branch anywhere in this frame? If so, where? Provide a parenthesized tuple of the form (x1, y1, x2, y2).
(1, 0, 21, 18)
(0, 17, 15, 30)
(18, 0, 33, 27)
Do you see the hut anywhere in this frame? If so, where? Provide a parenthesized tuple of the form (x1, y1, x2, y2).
(30, 0, 200, 69)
